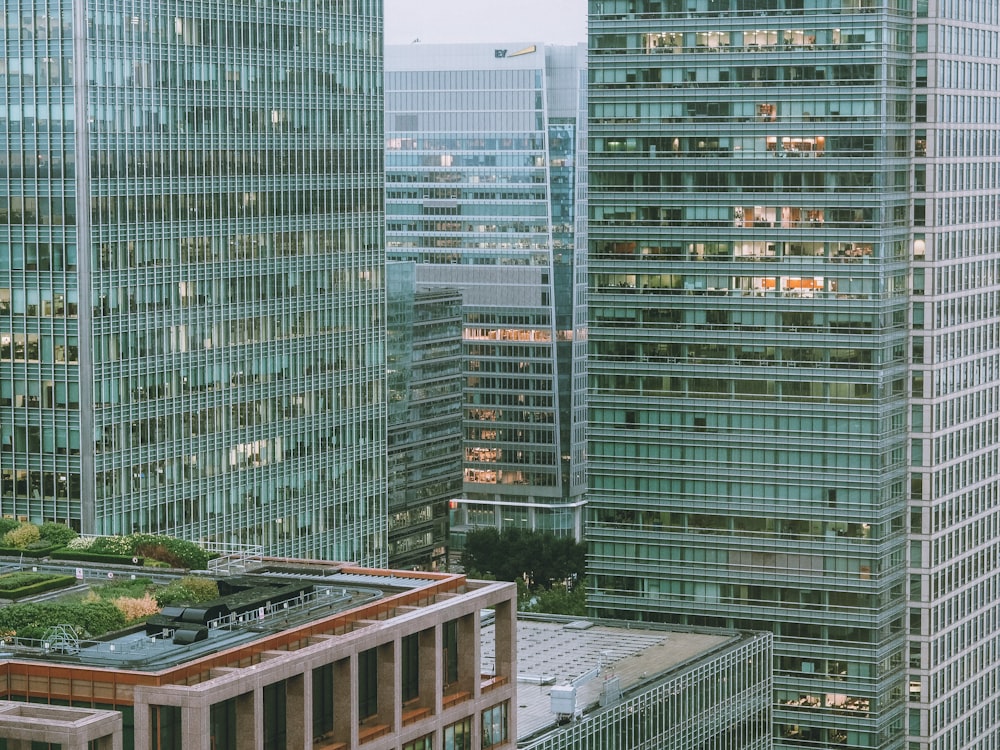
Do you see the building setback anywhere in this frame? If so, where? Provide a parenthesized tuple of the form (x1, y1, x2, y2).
(385, 44, 588, 544)
(0, 0, 386, 562)
(587, 1, 1000, 749)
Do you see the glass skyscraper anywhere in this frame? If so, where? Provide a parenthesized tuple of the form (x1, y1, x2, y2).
(588, 1, 1000, 749)
(0, 0, 386, 563)
(385, 44, 588, 542)
(386, 261, 463, 570)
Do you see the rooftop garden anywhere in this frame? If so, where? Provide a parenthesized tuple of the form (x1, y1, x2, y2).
(0, 522, 217, 641)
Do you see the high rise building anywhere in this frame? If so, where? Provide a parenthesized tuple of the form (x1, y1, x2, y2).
(386, 261, 464, 569)
(385, 44, 588, 543)
(0, 1, 386, 562)
(588, 2, 1000, 749)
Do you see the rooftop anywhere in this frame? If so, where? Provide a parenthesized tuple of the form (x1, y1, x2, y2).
(481, 616, 738, 742)
(0, 557, 471, 676)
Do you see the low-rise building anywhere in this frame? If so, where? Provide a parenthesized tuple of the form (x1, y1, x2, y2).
(0, 559, 517, 750)
(488, 616, 771, 750)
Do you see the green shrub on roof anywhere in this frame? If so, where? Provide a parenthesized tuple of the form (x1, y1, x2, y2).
(62, 534, 209, 570)
(3, 523, 40, 550)
(0, 600, 126, 640)
(130, 535, 209, 570)
(155, 576, 220, 607)
(39, 522, 78, 547)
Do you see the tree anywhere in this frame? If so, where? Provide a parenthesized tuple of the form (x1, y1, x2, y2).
(461, 529, 586, 590)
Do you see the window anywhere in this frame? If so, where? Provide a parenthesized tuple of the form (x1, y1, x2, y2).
(151, 705, 182, 750)
(444, 717, 473, 750)
(402, 633, 420, 702)
(359, 647, 378, 719)
(210, 698, 238, 750)
(443, 620, 459, 685)
(482, 702, 509, 748)
(263, 680, 287, 750)
(403, 736, 433, 750)
(312, 663, 335, 738)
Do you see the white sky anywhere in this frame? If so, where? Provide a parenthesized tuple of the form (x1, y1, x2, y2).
(383, 0, 587, 46)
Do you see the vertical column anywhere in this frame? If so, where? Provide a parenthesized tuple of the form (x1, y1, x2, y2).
(433, 622, 445, 714)
(184, 704, 212, 750)
(236, 691, 257, 750)
(348, 652, 361, 747)
(376, 640, 396, 727)
(493, 598, 516, 686)
(418, 627, 437, 712)
(330, 657, 353, 745)
(457, 612, 479, 697)
(133, 702, 149, 749)
(287, 673, 306, 749)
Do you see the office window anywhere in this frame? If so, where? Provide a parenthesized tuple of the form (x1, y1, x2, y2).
(444, 716, 473, 750)
(359, 647, 378, 719)
(151, 705, 182, 750)
(443, 619, 459, 685)
(402, 632, 420, 702)
(210, 697, 238, 750)
(312, 663, 335, 738)
(481, 702, 509, 748)
(263, 680, 287, 750)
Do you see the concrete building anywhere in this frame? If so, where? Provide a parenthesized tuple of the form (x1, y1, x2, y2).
(0, 559, 517, 750)
(385, 43, 588, 545)
(0, 0, 386, 562)
(491, 617, 771, 750)
(587, 1, 1000, 749)
(0, 703, 122, 750)
(387, 262, 464, 570)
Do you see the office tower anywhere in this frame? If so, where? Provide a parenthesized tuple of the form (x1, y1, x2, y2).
(386, 262, 464, 569)
(583, 1, 1000, 748)
(0, 1, 386, 562)
(385, 44, 588, 543)
(907, 5, 1000, 750)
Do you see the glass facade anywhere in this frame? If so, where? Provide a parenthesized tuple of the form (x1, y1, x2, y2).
(385, 44, 588, 543)
(587, 1, 920, 748)
(387, 262, 463, 570)
(0, 0, 386, 562)
(907, 4, 1000, 750)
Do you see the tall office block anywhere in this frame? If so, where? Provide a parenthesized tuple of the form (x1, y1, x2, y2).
(387, 261, 464, 569)
(0, 1, 386, 563)
(385, 44, 588, 543)
(907, 4, 1000, 750)
(583, 1, 998, 748)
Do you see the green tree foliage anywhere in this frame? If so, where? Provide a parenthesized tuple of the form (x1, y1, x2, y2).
(461, 529, 586, 590)
(521, 577, 588, 617)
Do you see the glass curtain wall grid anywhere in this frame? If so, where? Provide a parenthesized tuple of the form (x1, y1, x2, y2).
(907, 2, 1000, 750)
(386, 262, 464, 570)
(587, 1, 918, 749)
(385, 44, 588, 542)
(0, 0, 386, 563)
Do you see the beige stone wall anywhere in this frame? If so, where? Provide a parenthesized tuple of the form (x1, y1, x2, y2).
(134, 579, 517, 750)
